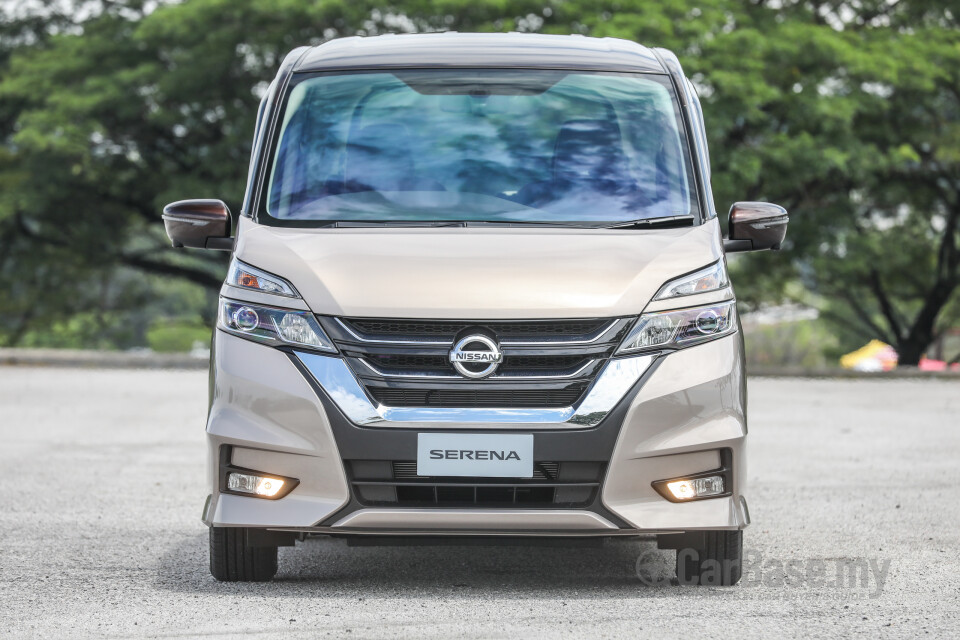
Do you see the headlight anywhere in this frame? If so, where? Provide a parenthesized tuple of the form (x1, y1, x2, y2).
(654, 260, 729, 300)
(226, 258, 299, 297)
(617, 301, 737, 354)
(218, 298, 336, 352)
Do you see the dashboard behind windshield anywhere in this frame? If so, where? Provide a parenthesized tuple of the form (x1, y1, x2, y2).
(262, 69, 699, 226)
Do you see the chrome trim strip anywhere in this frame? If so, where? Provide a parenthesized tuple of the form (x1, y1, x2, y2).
(501, 320, 620, 346)
(334, 317, 450, 345)
(496, 360, 596, 379)
(357, 358, 458, 379)
(357, 358, 597, 380)
(333, 317, 620, 347)
(331, 509, 619, 530)
(295, 351, 654, 429)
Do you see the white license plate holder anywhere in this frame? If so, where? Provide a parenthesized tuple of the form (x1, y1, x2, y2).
(416, 433, 534, 478)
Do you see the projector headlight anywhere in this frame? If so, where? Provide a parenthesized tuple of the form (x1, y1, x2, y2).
(218, 298, 336, 352)
(617, 301, 737, 354)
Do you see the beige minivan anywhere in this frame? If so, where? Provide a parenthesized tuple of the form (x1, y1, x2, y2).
(163, 32, 788, 585)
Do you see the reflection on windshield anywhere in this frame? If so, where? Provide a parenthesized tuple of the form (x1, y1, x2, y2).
(266, 70, 695, 224)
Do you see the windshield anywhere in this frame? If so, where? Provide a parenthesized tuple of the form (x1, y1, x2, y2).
(263, 69, 697, 226)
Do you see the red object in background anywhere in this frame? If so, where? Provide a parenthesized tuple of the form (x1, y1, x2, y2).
(918, 358, 945, 371)
(918, 358, 959, 371)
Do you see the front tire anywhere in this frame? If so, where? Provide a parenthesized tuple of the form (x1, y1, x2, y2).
(676, 530, 742, 586)
(209, 527, 278, 582)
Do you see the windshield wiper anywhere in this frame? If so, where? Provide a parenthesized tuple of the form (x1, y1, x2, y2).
(603, 215, 696, 229)
(464, 216, 698, 229)
(324, 220, 468, 228)
(331, 220, 596, 228)
(463, 220, 641, 229)
(301, 216, 696, 229)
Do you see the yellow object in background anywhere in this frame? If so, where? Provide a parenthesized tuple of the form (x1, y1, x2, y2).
(840, 340, 898, 371)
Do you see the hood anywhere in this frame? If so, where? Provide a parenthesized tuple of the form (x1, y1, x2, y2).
(234, 217, 724, 319)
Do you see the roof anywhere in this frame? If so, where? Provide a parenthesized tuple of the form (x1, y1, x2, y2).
(293, 33, 666, 74)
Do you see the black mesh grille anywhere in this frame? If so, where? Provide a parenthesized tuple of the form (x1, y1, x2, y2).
(366, 354, 449, 370)
(346, 318, 609, 340)
(392, 461, 560, 480)
(367, 384, 588, 408)
(347, 460, 603, 507)
(505, 356, 591, 370)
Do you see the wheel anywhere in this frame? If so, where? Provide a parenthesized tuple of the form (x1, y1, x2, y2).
(209, 526, 278, 582)
(676, 530, 742, 586)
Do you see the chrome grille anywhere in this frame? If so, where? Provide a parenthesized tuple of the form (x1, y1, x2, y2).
(319, 316, 633, 410)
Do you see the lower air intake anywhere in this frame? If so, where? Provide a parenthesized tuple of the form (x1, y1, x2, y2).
(347, 460, 604, 508)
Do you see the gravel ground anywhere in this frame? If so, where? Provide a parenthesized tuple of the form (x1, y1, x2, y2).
(0, 367, 958, 639)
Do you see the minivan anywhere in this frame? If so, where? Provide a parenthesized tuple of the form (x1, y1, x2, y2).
(162, 33, 788, 585)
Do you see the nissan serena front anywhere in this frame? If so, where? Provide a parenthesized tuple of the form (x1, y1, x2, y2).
(162, 32, 789, 586)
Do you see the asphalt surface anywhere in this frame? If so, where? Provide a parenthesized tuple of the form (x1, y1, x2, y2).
(1, 367, 958, 639)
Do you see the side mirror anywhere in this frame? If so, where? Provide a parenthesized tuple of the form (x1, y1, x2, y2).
(723, 202, 789, 253)
(162, 199, 233, 251)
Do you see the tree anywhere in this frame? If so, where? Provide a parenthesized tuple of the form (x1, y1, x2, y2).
(565, 0, 960, 365)
(0, 0, 546, 347)
(1, 0, 958, 363)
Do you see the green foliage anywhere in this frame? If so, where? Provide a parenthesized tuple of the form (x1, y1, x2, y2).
(17, 312, 132, 350)
(146, 318, 211, 353)
(0, 0, 957, 361)
(558, 0, 960, 364)
(742, 318, 842, 369)
(12, 269, 214, 350)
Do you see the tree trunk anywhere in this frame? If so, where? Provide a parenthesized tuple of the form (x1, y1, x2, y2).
(895, 337, 928, 367)
(894, 280, 957, 366)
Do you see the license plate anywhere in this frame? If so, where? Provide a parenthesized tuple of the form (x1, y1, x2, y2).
(417, 433, 533, 478)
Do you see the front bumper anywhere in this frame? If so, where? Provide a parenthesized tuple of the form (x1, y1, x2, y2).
(203, 330, 749, 535)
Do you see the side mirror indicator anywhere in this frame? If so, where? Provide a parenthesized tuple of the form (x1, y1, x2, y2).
(724, 202, 789, 253)
(162, 199, 233, 251)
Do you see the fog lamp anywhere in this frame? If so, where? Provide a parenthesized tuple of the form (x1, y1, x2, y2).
(227, 472, 286, 497)
(666, 475, 725, 501)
